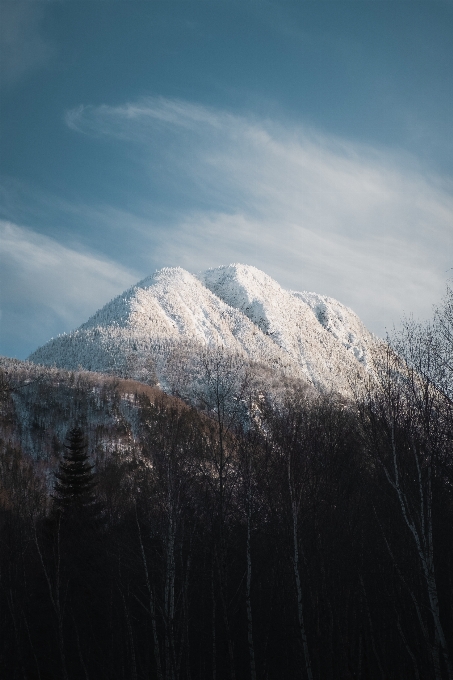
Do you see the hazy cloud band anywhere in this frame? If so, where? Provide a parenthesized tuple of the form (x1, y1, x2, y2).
(65, 97, 453, 335)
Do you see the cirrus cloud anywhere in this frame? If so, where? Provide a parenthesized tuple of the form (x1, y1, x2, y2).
(0, 221, 138, 358)
(65, 97, 453, 336)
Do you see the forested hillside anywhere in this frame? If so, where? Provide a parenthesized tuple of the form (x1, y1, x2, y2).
(1, 287, 452, 679)
(0, 356, 177, 464)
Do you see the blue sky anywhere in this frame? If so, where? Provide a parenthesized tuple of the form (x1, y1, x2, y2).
(1, 1, 452, 359)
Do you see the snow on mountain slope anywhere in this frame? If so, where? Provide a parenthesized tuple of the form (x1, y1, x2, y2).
(201, 264, 378, 390)
(29, 264, 381, 397)
(29, 267, 297, 384)
(292, 291, 376, 367)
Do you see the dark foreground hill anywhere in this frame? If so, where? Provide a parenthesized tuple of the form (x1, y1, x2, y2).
(1, 349, 452, 679)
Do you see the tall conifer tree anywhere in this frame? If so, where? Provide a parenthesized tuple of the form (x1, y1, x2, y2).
(53, 427, 97, 516)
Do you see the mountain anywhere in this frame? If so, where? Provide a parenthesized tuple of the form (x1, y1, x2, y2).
(28, 264, 381, 397)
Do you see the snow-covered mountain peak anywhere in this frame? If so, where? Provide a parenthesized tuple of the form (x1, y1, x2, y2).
(28, 264, 383, 398)
(80, 266, 226, 341)
(201, 263, 285, 334)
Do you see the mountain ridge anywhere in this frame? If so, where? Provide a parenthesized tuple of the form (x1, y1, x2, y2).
(28, 264, 381, 397)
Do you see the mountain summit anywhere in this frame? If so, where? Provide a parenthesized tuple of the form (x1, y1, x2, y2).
(29, 264, 380, 396)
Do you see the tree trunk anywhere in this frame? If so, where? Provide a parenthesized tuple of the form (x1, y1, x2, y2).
(136, 512, 163, 680)
(246, 481, 257, 680)
(33, 521, 69, 680)
(288, 460, 313, 680)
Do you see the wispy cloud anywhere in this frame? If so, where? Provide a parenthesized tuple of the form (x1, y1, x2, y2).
(65, 97, 453, 335)
(0, 221, 138, 357)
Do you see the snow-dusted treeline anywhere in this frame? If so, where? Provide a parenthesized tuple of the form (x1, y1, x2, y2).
(0, 356, 186, 465)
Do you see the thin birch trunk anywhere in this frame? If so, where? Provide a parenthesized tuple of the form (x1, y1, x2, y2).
(164, 509, 176, 680)
(396, 616, 421, 680)
(288, 459, 313, 680)
(120, 588, 138, 680)
(164, 440, 181, 680)
(384, 427, 452, 680)
(7, 589, 27, 680)
(33, 520, 69, 680)
(23, 609, 42, 680)
(179, 552, 191, 680)
(246, 472, 257, 680)
(73, 613, 90, 680)
(373, 504, 430, 647)
(359, 574, 385, 679)
(218, 555, 236, 680)
(215, 386, 236, 680)
(211, 566, 217, 680)
(135, 512, 163, 680)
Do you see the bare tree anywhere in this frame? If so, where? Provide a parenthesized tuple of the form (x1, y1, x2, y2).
(357, 324, 452, 679)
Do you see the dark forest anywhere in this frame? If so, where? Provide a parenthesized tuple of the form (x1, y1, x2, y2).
(1, 290, 452, 680)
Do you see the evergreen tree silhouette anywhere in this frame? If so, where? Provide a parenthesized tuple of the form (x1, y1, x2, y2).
(53, 427, 98, 519)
